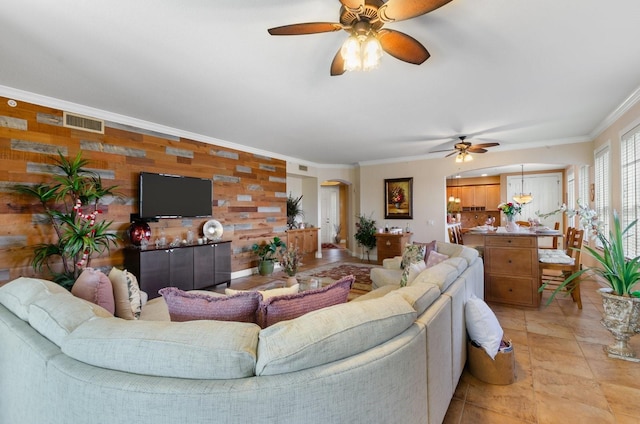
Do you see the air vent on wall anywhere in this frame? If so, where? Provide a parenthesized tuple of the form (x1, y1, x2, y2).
(298, 165, 308, 172)
(63, 111, 104, 134)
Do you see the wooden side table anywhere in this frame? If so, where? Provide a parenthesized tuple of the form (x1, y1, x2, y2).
(374, 232, 412, 265)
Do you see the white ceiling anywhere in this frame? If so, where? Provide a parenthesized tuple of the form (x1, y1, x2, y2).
(2, 0, 640, 166)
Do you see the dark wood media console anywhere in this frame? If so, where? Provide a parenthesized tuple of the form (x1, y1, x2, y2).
(124, 241, 231, 299)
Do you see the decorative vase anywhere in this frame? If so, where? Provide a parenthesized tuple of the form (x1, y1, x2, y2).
(505, 215, 519, 232)
(286, 275, 298, 286)
(258, 260, 274, 276)
(394, 202, 401, 209)
(599, 288, 640, 362)
(128, 220, 151, 246)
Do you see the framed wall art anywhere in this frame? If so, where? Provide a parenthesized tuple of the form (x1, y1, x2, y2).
(384, 177, 413, 219)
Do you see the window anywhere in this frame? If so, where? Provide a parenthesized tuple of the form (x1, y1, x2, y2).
(594, 145, 610, 239)
(566, 168, 575, 227)
(621, 126, 640, 258)
(579, 165, 589, 206)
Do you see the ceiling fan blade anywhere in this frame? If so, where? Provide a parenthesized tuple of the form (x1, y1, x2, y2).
(379, 0, 453, 22)
(330, 49, 346, 76)
(445, 151, 458, 157)
(378, 29, 430, 65)
(339, 0, 365, 13)
(268, 22, 342, 36)
(429, 148, 454, 153)
(467, 147, 488, 154)
(470, 142, 500, 149)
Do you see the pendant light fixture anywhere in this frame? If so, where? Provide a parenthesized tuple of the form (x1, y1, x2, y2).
(512, 164, 533, 205)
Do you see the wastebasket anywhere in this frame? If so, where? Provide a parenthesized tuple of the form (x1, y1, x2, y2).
(467, 339, 515, 385)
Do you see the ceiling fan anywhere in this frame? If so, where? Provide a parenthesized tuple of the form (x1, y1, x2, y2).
(430, 136, 500, 162)
(267, 0, 453, 76)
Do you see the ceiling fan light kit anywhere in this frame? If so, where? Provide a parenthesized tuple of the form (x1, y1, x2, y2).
(267, 0, 453, 76)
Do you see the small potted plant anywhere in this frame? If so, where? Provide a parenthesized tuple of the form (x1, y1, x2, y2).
(252, 236, 285, 276)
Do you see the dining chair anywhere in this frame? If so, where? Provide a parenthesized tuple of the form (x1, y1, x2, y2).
(447, 224, 464, 245)
(516, 220, 531, 227)
(551, 222, 560, 249)
(539, 228, 584, 308)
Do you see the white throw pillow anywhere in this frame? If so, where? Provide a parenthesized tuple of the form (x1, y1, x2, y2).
(465, 294, 503, 359)
(406, 260, 427, 285)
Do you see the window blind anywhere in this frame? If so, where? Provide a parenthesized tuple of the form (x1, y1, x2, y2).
(594, 146, 610, 239)
(567, 168, 576, 227)
(621, 126, 639, 258)
(579, 165, 589, 206)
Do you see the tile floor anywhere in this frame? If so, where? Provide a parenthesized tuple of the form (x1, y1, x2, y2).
(229, 249, 640, 424)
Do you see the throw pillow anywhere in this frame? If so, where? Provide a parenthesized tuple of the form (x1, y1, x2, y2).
(108, 268, 143, 320)
(225, 284, 299, 301)
(413, 240, 437, 262)
(71, 268, 115, 315)
(426, 251, 449, 268)
(405, 260, 427, 286)
(400, 244, 426, 287)
(257, 275, 354, 328)
(159, 287, 261, 323)
(465, 295, 504, 359)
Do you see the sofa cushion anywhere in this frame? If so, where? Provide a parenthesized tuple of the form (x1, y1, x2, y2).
(225, 283, 299, 300)
(411, 262, 460, 292)
(62, 317, 260, 379)
(465, 295, 503, 359)
(28, 292, 103, 347)
(159, 287, 261, 323)
(256, 275, 353, 328)
(426, 251, 449, 268)
(0, 277, 68, 321)
(71, 268, 115, 315)
(436, 242, 479, 265)
(108, 268, 142, 320)
(255, 295, 417, 376)
(386, 282, 441, 316)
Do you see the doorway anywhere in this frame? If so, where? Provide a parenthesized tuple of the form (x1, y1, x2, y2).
(321, 185, 339, 244)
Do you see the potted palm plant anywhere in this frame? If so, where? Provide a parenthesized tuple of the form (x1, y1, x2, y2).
(12, 151, 120, 289)
(286, 194, 304, 229)
(540, 203, 640, 361)
(252, 236, 285, 276)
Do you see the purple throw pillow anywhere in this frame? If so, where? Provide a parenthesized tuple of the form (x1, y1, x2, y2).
(257, 275, 354, 328)
(159, 287, 260, 323)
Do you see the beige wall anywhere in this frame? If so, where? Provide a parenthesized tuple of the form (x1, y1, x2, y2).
(359, 142, 594, 249)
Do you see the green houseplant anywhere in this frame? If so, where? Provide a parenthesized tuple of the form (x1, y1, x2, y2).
(12, 151, 120, 289)
(354, 213, 376, 263)
(286, 194, 304, 229)
(540, 203, 640, 360)
(252, 236, 286, 276)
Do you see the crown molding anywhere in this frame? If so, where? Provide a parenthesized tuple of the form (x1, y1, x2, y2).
(590, 84, 640, 139)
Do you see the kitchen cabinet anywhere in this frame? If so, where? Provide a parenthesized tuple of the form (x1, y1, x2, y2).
(374, 232, 412, 265)
(484, 233, 540, 308)
(453, 184, 500, 210)
(485, 185, 501, 210)
(124, 241, 232, 299)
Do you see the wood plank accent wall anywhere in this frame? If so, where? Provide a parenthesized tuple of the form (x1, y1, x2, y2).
(0, 96, 287, 284)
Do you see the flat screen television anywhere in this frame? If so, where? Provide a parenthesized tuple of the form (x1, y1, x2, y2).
(139, 172, 212, 219)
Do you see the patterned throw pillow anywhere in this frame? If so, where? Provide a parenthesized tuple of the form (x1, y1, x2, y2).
(108, 268, 143, 320)
(400, 244, 426, 287)
(225, 284, 299, 301)
(159, 287, 261, 323)
(413, 240, 437, 262)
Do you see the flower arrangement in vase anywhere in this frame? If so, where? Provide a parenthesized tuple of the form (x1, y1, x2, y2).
(390, 186, 405, 207)
(498, 201, 522, 231)
(279, 244, 303, 279)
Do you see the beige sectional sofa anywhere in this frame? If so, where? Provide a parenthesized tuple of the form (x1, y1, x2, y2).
(0, 242, 483, 424)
